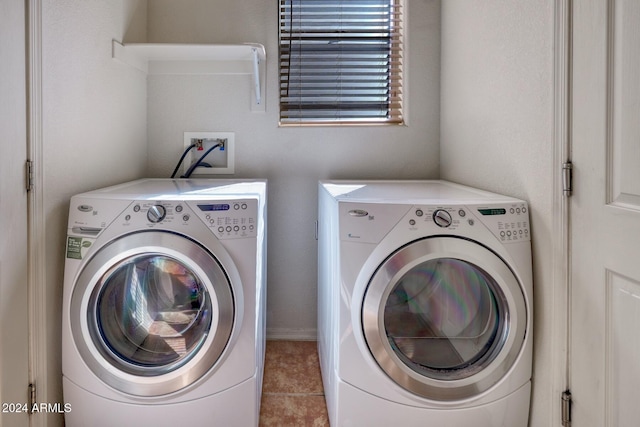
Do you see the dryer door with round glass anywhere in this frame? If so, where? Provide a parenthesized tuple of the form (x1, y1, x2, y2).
(362, 236, 527, 401)
(70, 231, 235, 397)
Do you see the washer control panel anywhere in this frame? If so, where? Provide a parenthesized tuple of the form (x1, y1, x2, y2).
(68, 195, 259, 246)
(189, 199, 258, 239)
(406, 202, 530, 243)
(117, 199, 258, 240)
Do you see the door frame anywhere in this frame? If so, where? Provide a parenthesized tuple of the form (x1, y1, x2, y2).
(21, 0, 573, 425)
(27, 0, 49, 426)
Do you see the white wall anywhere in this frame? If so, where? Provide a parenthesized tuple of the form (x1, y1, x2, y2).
(440, 1, 555, 426)
(41, 1, 147, 423)
(144, 0, 442, 338)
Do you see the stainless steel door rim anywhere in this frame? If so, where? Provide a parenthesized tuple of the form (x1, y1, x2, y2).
(362, 236, 527, 401)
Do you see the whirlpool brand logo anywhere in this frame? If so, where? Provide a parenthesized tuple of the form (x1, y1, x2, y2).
(348, 209, 368, 217)
(348, 209, 375, 221)
(347, 233, 361, 239)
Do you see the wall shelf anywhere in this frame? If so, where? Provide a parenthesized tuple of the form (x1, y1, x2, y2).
(112, 41, 266, 111)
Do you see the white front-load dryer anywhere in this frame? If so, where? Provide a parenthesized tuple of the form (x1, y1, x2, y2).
(62, 179, 266, 427)
(317, 180, 533, 427)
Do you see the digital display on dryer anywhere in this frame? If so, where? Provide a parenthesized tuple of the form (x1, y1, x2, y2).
(478, 208, 506, 216)
(197, 204, 230, 211)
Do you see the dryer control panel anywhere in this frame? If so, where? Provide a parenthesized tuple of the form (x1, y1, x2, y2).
(404, 202, 530, 243)
(474, 203, 530, 243)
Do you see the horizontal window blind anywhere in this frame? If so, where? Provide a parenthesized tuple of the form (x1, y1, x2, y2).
(279, 0, 403, 125)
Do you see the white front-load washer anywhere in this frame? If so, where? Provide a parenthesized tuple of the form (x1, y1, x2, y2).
(62, 179, 266, 427)
(317, 180, 533, 426)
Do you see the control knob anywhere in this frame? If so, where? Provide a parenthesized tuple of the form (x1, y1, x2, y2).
(147, 205, 167, 223)
(433, 209, 452, 228)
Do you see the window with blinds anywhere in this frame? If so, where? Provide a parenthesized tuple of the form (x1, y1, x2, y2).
(279, 0, 403, 125)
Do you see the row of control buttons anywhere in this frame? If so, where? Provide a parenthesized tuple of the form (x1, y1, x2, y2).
(133, 203, 172, 224)
(201, 208, 256, 237)
(414, 208, 467, 219)
(204, 215, 255, 225)
(510, 207, 527, 214)
(129, 212, 190, 223)
(412, 209, 456, 227)
(217, 225, 255, 233)
(497, 219, 530, 241)
(133, 204, 189, 213)
(500, 229, 529, 238)
(412, 208, 471, 229)
(411, 208, 456, 228)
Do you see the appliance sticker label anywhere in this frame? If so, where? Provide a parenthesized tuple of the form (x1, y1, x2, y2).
(66, 237, 92, 259)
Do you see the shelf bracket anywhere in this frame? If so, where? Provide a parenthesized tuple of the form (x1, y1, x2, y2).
(246, 43, 265, 112)
(252, 47, 262, 108)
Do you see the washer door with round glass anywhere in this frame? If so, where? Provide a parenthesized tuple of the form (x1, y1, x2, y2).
(70, 231, 235, 397)
(362, 236, 527, 401)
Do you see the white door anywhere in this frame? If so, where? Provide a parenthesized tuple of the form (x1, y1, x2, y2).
(570, 0, 640, 425)
(0, 0, 31, 426)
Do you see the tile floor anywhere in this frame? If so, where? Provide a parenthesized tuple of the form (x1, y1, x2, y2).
(259, 340, 329, 426)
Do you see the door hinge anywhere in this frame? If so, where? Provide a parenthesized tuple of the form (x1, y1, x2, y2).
(25, 160, 34, 192)
(562, 389, 572, 427)
(28, 383, 36, 414)
(562, 161, 573, 197)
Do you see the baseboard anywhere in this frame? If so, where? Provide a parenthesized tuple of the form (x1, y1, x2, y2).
(266, 328, 317, 341)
